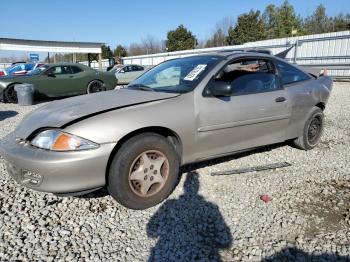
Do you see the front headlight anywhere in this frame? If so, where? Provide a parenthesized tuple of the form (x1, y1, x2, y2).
(31, 129, 99, 151)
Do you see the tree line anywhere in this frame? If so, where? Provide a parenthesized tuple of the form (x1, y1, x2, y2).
(106, 1, 350, 58)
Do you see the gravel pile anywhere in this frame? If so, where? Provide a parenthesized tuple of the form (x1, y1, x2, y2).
(0, 82, 349, 261)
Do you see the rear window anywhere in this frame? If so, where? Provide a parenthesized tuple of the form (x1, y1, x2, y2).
(8, 65, 23, 74)
(70, 66, 83, 74)
(276, 60, 311, 85)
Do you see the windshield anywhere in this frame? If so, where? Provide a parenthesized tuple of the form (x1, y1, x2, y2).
(7, 64, 37, 74)
(7, 64, 24, 74)
(29, 65, 49, 75)
(128, 56, 221, 93)
(110, 65, 125, 73)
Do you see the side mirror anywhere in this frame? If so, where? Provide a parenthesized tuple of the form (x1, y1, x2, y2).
(46, 72, 55, 77)
(208, 81, 232, 96)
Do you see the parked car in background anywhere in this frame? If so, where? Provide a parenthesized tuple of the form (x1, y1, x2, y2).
(110, 64, 148, 85)
(0, 52, 332, 210)
(0, 63, 118, 103)
(0, 63, 45, 77)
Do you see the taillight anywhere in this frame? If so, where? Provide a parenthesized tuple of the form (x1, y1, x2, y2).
(0, 71, 5, 76)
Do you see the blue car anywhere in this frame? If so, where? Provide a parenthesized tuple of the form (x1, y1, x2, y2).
(0, 63, 44, 77)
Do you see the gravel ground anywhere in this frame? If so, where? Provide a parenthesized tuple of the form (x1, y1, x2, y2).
(0, 82, 349, 262)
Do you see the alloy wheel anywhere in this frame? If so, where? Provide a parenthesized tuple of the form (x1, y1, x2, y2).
(88, 81, 105, 93)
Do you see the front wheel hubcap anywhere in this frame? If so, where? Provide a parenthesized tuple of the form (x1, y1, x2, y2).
(128, 150, 169, 197)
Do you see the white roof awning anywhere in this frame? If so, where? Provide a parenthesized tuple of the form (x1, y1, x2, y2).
(0, 38, 102, 53)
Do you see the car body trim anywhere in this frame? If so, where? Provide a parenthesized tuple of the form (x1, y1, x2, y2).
(198, 114, 291, 132)
(54, 187, 103, 197)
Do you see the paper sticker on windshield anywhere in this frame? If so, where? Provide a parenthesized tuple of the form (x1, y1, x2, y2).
(184, 64, 207, 81)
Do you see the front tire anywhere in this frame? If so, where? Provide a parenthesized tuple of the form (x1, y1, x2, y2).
(4, 84, 18, 103)
(292, 107, 324, 150)
(107, 133, 180, 210)
(87, 80, 106, 93)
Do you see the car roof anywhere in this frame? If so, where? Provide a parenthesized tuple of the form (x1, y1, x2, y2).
(122, 64, 143, 67)
(201, 50, 274, 59)
(46, 63, 92, 69)
(47, 62, 83, 66)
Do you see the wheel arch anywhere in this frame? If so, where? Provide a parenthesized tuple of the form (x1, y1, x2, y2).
(105, 126, 183, 181)
(3, 82, 22, 102)
(86, 79, 105, 93)
(315, 102, 325, 111)
(87, 79, 104, 87)
(6, 82, 22, 88)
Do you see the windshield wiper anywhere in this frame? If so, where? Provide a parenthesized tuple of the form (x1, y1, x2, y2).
(128, 84, 154, 92)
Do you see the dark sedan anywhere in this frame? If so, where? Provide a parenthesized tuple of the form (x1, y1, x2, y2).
(0, 63, 118, 103)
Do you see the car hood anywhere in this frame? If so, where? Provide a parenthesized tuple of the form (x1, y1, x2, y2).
(0, 74, 32, 79)
(0, 75, 32, 86)
(14, 89, 179, 139)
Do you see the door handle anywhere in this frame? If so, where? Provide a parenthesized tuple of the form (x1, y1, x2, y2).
(69, 75, 74, 78)
(275, 97, 286, 102)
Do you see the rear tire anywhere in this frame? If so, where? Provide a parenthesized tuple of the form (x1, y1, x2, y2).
(87, 80, 106, 93)
(4, 84, 18, 103)
(292, 107, 324, 150)
(107, 133, 180, 210)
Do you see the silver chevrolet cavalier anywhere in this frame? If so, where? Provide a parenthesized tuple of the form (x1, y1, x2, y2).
(0, 51, 333, 209)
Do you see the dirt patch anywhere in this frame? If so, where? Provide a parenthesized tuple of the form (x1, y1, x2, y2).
(319, 138, 348, 150)
(298, 179, 350, 238)
(89, 202, 108, 213)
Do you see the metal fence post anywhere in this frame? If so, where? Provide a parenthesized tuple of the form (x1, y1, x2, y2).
(293, 40, 299, 64)
(98, 53, 102, 70)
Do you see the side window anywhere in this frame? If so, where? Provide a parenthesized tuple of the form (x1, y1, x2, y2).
(216, 59, 279, 95)
(48, 66, 71, 75)
(132, 65, 139, 71)
(61, 66, 72, 74)
(24, 64, 35, 71)
(276, 60, 311, 85)
(48, 66, 62, 74)
(70, 66, 83, 74)
(137, 66, 144, 71)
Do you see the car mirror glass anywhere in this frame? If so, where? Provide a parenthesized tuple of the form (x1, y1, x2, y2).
(46, 72, 55, 77)
(209, 81, 232, 96)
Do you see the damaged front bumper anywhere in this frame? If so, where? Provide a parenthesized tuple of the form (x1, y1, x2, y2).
(0, 132, 116, 194)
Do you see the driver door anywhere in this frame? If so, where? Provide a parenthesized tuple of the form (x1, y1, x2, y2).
(116, 65, 134, 84)
(195, 58, 292, 160)
(36, 66, 75, 97)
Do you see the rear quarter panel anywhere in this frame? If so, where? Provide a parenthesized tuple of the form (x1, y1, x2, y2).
(285, 77, 331, 139)
(98, 71, 118, 89)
